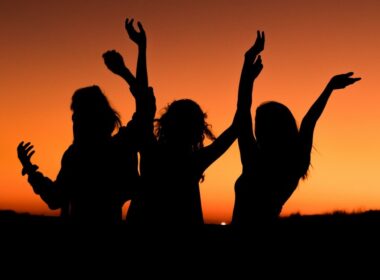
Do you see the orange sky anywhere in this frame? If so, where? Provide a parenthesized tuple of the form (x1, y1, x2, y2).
(1, 0, 380, 223)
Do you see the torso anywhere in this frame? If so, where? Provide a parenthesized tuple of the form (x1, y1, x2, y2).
(140, 143, 204, 226)
(59, 127, 139, 223)
(232, 145, 303, 225)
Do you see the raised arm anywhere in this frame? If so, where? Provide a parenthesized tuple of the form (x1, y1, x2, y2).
(126, 18, 148, 88)
(197, 114, 239, 173)
(103, 19, 155, 150)
(237, 31, 264, 170)
(103, 19, 148, 100)
(238, 31, 265, 113)
(198, 32, 265, 172)
(299, 72, 361, 158)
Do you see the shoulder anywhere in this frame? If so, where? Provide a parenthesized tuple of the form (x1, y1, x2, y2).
(61, 145, 75, 164)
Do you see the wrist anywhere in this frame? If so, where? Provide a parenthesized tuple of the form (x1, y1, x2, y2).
(22, 164, 39, 176)
(325, 83, 335, 92)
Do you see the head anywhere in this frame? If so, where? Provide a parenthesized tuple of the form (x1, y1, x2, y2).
(71, 85, 121, 143)
(155, 99, 215, 151)
(255, 101, 299, 151)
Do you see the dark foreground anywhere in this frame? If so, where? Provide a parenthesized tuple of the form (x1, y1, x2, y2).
(1, 210, 379, 274)
(2, 209, 380, 241)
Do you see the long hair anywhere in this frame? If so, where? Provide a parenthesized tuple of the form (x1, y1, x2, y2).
(255, 101, 309, 179)
(71, 86, 121, 142)
(155, 99, 215, 151)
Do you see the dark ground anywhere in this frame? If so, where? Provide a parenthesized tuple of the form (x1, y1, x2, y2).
(2, 209, 380, 241)
(1, 210, 379, 274)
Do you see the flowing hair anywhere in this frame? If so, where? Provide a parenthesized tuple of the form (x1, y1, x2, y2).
(255, 101, 310, 179)
(71, 85, 121, 138)
(155, 99, 216, 151)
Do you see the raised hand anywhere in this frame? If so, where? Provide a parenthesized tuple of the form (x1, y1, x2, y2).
(237, 41, 264, 119)
(125, 18, 146, 48)
(103, 50, 135, 86)
(103, 50, 127, 75)
(17, 141, 38, 175)
(328, 72, 361, 90)
(245, 31, 265, 63)
(242, 31, 265, 82)
(249, 55, 263, 80)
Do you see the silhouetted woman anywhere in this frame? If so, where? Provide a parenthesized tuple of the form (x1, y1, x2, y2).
(128, 95, 240, 227)
(107, 22, 242, 227)
(102, 18, 154, 225)
(232, 31, 361, 226)
(17, 18, 151, 224)
(17, 18, 149, 224)
(17, 85, 144, 224)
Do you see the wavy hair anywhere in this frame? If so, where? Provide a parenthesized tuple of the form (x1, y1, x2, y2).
(155, 99, 215, 151)
(71, 86, 121, 140)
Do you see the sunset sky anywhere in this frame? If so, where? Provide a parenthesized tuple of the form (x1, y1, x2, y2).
(1, 0, 379, 223)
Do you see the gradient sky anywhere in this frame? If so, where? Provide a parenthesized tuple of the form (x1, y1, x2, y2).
(1, 0, 379, 223)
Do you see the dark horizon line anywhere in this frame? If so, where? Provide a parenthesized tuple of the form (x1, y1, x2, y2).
(1, 208, 380, 220)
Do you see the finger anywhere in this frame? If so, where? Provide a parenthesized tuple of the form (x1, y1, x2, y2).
(23, 142, 31, 150)
(26, 149, 35, 159)
(24, 145, 34, 151)
(125, 18, 130, 29)
(351, 77, 361, 83)
(129, 18, 135, 29)
(137, 21, 145, 33)
(126, 19, 134, 32)
(253, 55, 262, 65)
(258, 63, 263, 69)
(17, 145, 26, 158)
(25, 145, 34, 154)
(253, 63, 263, 73)
(17, 141, 25, 151)
(345, 72, 354, 77)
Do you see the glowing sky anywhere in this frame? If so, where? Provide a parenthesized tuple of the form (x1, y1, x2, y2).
(1, 0, 380, 223)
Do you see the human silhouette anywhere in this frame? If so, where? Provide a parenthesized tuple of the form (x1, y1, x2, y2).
(102, 18, 154, 225)
(17, 86, 142, 224)
(104, 18, 148, 89)
(136, 98, 241, 227)
(231, 31, 361, 227)
(130, 61, 257, 227)
(106, 21, 245, 227)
